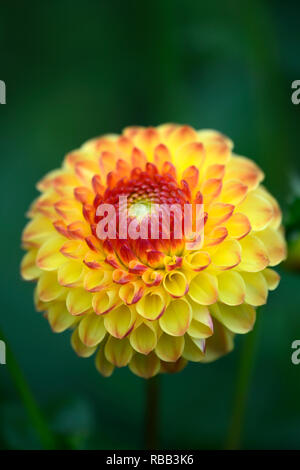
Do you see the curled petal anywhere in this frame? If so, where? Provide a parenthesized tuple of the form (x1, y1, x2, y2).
(182, 334, 206, 362)
(104, 305, 136, 339)
(119, 281, 144, 305)
(262, 268, 280, 291)
(112, 269, 136, 285)
(71, 329, 97, 358)
(159, 299, 192, 336)
(58, 260, 84, 287)
(136, 290, 167, 321)
(84, 269, 112, 292)
(92, 288, 119, 315)
(141, 269, 163, 287)
(130, 322, 157, 355)
(66, 289, 92, 315)
(163, 271, 189, 298)
(155, 333, 185, 362)
(210, 302, 256, 334)
(95, 343, 115, 377)
(37, 271, 64, 302)
(78, 313, 106, 347)
(188, 301, 213, 338)
(129, 352, 160, 378)
(47, 302, 78, 333)
(104, 336, 133, 367)
(183, 251, 211, 272)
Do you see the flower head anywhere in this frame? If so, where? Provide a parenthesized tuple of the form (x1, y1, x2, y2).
(21, 124, 286, 378)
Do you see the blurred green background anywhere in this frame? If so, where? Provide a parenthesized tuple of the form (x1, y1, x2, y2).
(0, 0, 300, 450)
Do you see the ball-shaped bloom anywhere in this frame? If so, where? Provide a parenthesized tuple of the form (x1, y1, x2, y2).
(21, 124, 286, 378)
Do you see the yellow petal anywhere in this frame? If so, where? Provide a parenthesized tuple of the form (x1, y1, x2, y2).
(104, 304, 136, 339)
(71, 328, 97, 358)
(183, 251, 211, 272)
(174, 141, 205, 175)
(238, 234, 269, 272)
(104, 336, 133, 367)
(205, 202, 234, 228)
(241, 272, 268, 306)
(130, 322, 157, 355)
(136, 290, 167, 321)
(225, 156, 264, 190)
(37, 271, 64, 302)
(92, 288, 120, 315)
(201, 319, 234, 362)
(238, 192, 273, 231)
(220, 179, 248, 205)
(211, 239, 241, 270)
(255, 227, 287, 266)
(66, 288, 92, 315)
(225, 213, 251, 240)
(83, 269, 112, 292)
(155, 333, 184, 362)
(189, 272, 218, 305)
(21, 250, 41, 280)
(78, 313, 106, 347)
(262, 268, 280, 291)
(119, 281, 144, 305)
(163, 271, 189, 298)
(217, 271, 246, 306)
(182, 334, 206, 362)
(255, 186, 282, 229)
(58, 260, 84, 287)
(187, 301, 214, 338)
(22, 215, 55, 247)
(47, 302, 78, 333)
(95, 344, 114, 377)
(210, 302, 256, 334)
(36, 235, 66, 271)
(159, 299, 192, 336)
(129, 352, 161, 378)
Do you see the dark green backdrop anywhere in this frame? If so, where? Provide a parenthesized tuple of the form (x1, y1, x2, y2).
(0, 0, 300, 449)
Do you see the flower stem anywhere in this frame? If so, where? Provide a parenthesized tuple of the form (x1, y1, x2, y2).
(0, 327, 57, 449)
(225, 314, 261, 449)
(145, 375, 160, 449)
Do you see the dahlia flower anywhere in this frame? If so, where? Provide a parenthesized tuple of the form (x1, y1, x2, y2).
(21, 124, 286, 378)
